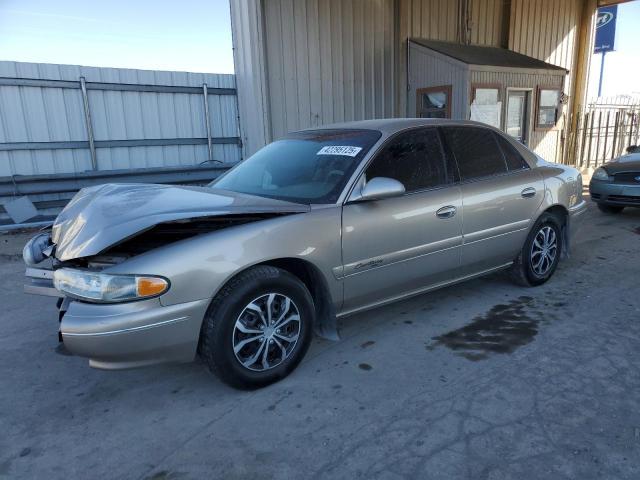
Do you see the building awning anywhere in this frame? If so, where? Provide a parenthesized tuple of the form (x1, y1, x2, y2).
(410, 39, 568, 73)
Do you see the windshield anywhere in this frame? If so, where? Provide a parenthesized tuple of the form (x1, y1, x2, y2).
(210, 129, 381, 204)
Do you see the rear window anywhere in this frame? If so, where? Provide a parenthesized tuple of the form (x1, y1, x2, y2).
(494, 133, 530, 171)
(442, 126, 507, 181)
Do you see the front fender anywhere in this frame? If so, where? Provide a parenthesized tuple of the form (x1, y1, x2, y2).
(104, 207, 343, 312)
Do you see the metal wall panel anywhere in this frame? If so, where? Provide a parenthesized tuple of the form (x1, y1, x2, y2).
(509, 0, 582, 88)
(230, 0, 590, 162)
(229, 0, 273, 156)
(397, 0, 506, 117)
(408, 42, 470, 118)
(262, 0, 397, 141)
(0, 61, 241, 177)
(400, 0, 503, 46)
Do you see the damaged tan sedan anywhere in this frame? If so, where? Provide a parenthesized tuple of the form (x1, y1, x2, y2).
(24, 119, 586, 389)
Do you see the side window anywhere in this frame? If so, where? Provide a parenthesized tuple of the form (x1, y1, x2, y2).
(442, 126, 507, 181)
(366, 128, 452, 193)
(494, 133, 530, 171)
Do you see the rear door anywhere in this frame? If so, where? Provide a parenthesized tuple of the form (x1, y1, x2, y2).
(340, 127, 462, 313)
(441, 126, 544, 274)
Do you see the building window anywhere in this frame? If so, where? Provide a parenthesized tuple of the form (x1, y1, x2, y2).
(470, 84, 502, 129)
(536, 87, 561, 129)
(416, 85, 452, 119)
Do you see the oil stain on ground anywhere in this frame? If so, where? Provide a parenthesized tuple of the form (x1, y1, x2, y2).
(427, 296, 543, 361)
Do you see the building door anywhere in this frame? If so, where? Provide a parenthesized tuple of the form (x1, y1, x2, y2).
(340, 127, 462, 314)
(505, 90, 531, 144)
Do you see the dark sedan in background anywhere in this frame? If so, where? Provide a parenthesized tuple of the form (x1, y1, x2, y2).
(589, 146, 640, 213)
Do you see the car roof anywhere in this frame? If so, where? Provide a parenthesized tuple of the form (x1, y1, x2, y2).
(300, 118, 500, 136)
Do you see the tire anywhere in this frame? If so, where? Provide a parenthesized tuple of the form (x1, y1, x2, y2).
(508, 213, 563, 287)
(597, 203, 624, 214)
(199, 265, 314, 389)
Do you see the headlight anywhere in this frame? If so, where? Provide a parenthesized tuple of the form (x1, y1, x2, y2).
(23, 233, 52, 266)
(592, 167, 610, 181)
(53, 268, 169, 303)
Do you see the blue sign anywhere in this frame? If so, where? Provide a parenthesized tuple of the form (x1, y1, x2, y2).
(594, 6, 617, 53)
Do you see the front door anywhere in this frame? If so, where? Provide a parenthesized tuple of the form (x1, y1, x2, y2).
(340, 127, 462, 314)
(441, 126, 544, 275)
(506, 90, 531, 144)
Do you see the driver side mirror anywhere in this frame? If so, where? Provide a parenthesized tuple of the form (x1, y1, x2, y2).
(350, 177, 405, 202)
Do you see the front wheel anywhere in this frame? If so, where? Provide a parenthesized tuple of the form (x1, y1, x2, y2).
(597, 203, 624, 214)
(199, 266, 314, 389)
(508, 213, 562, 287)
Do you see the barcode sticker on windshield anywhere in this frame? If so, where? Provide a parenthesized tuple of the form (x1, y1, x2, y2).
(317, 146, 362, 157)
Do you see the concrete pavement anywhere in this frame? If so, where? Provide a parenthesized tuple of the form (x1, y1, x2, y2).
(1, 200, 639, 479)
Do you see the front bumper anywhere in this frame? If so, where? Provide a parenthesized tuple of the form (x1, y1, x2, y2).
(25, 261, 210, 370)
(589, 180, 640, 206)
(61, 297, 210, 369)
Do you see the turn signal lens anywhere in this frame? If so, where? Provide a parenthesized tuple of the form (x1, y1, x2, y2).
(137, 277, 169, 297)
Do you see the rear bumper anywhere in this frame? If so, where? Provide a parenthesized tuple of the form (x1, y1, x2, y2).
(589, 180, 640, 206)
(61, 297, 210, 369)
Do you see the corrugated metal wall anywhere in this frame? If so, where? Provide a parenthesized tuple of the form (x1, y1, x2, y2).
(400, 0, 504, 46)
(401, 0, 459, 42)
(263, 0, 396, 140)
(408, 43, 470, 118)
(0, 61, 241, 177)
(229, 0, 273, 156)
(231, 0, 592, 162)
(508, 0, 582, 112)
(507, 0, 583, 161)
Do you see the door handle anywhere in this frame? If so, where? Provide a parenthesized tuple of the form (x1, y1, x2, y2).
(436, 205, 457, 219)
(521, 187, 536, 198)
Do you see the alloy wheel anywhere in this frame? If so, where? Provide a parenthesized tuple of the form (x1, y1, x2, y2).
(530, 225, 557, 276)
(232, 293, 301, 372)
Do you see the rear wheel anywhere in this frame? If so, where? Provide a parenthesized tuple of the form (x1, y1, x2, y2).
(509, 213, 562, 287)
(199, 266, 314, 389)
(597, 203, 624, 214)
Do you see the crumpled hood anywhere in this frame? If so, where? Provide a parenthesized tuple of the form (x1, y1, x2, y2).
(52, 183, 309, 261)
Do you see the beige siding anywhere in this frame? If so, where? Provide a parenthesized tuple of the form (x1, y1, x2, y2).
(263, 0, 396, 141)
(469, 0, 505, 46)
(509, 0, 582, 89)
(408, 43, 469, 118)
(230, 0, 592, 157)
(508, 0, 587, 161)
(401, 0, 459, 41)
(397, 0, 506, 114)
(471, 68, 565, 161)
(229, 0, 272, 156)
(400, 0, 504, 45)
